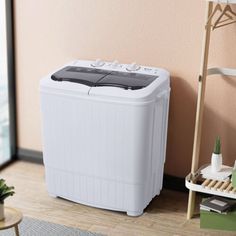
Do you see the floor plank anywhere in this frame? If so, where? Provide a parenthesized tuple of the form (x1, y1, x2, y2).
(0, 161, 235, 236)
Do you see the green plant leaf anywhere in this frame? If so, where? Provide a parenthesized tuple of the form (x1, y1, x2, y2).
(0, 192, 15, 202)
(0, 179, 6, 189)
(0, 179, 15, 201)
(213, 136, 221, 154)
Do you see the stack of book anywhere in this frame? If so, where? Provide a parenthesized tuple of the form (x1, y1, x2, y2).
(200, 196, 236, 231)
(200, 196, 235, 214)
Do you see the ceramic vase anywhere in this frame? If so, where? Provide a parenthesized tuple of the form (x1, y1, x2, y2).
(0, 203, 4, 221)
(211, 153, 222, 173)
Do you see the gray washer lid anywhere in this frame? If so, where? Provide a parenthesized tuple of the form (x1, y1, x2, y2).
(96, 71, 157, 90)
(51, 66, 109, 87)
(51, 66, 157, 90)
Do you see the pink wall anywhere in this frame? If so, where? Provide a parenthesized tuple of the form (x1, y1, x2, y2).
(14, 0, 236, 177)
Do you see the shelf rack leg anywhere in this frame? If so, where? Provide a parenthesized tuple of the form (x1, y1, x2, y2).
(186, 1, 214, 220)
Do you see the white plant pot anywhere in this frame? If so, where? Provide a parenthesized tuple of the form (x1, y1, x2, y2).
(211, 153, 222, 173)
(0, 203, 4, 221)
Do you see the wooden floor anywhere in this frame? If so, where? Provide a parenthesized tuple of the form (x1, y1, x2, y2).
(1, 161, 235, 236)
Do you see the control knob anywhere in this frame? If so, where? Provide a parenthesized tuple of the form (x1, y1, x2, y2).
(126, 62, 140, 71)
(111, 60, 119, 69)
(91, 59, 105, 67)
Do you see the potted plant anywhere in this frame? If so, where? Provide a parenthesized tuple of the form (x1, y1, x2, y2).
(211, 136, 223, 173)
(0, 179, 15, 220)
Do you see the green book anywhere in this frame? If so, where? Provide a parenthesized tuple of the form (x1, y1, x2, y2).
(232, 169, 236, 188)
(232, 161, 236, 188)
(200, 201, 236, 231)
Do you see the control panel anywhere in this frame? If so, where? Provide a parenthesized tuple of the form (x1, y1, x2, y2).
(77, 59, 159, 76)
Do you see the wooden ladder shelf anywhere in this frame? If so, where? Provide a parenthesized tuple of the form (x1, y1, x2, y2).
(186, 0, 236, 219)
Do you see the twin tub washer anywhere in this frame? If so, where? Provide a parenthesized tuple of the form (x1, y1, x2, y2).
(40, 59, 170, 216)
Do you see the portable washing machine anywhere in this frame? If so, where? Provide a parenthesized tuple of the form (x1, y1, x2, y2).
(40, 59, 170, 216)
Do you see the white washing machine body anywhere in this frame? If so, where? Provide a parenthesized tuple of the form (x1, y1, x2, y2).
(40, 60, 170, 216)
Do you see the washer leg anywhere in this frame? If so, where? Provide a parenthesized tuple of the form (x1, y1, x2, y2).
(49, 193, 57, 198)
(127, 210, 143, 217)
